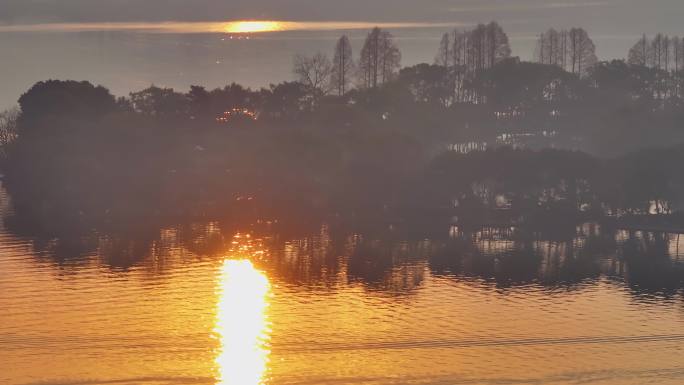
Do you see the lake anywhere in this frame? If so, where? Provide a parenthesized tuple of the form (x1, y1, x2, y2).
(1, 183, 684, 385)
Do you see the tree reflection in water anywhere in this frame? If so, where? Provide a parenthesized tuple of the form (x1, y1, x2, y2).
(4, 189, 683, 298)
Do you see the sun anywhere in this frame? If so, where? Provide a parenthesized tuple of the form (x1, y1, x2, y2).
(224, 21, 283, 34)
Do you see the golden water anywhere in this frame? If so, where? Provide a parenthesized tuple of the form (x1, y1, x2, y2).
(2, 223, 684, 385)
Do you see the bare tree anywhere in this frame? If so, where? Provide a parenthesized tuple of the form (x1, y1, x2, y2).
(628, 34, 651, 67)
(664, 35, 671, 72)
(435, 32, 452, 68)
(671, 36, 683, 98)
(568, 28, 597, 77)
(380, 30, 402, 84)
(538, 27, 595, 75)
(358, 27, 401, 89)
(332, 35, 354, 96)
(451, 30, 469, 102)
(469, 24, 487, 71)
(536, 28, 563, 66)
(452, 22, 510, 73)
(437, 22, 511, 103)
(485, 21, 511, 69)
(674, 36, 683, 72)
(293, 52, 333, 100)
(652, 33, 666, 70)
(358, 28, 379, 89)
(680, 36, 684, 72)
(629, 33, 684, 73)
(559, 29, 569, 70)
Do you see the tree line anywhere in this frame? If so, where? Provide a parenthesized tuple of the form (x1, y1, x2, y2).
(293, 27, 402, 99)
(419, 147, 684, 227)
(628, 33, 684, 72)
(0, 22, 683, 237)
(2, 78, 684, 225)
(291, 24, 684, 102)
(535, 28, 597, 77)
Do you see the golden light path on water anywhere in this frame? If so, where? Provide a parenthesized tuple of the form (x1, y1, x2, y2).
(214, 258, 271, 385)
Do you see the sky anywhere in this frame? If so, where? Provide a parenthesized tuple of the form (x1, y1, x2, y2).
(0, 0, 682, 37)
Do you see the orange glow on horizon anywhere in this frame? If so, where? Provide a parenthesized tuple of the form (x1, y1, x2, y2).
(223, 21, 283, 33)
(0, 20, 457, 34)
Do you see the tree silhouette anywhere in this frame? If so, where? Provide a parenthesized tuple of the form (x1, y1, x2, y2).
(293, 52, 333, 102)
(358, 27, 401, 89)
(435, 33, 452, 68)
(17, 80, 117, 130)
(129, 85, 189, 117)
(436, 22, 511, 103)
(332, 35, 354, 96)
(628, 34, 651, 67)
(628, 33, 684, 73)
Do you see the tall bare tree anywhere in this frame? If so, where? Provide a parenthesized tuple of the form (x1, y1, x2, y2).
(537, 27, 595, 76)
(484, 21, 511, 69)
(451, 22, 510, 73)
(652, 33, 666, 70)
(628, 34, 651, 67)
(358, 27, 401, 89)
(435, 33, 452, 68)
(559, 29, 569, 70)
(358, 28, 379, 89)
(380, 30, 402, 84)
(673, 36, 681, 72)
(451, 30, 469, 102)
(436, 22, 511, 103)
(568, 28, 597, 77)
(673, 36, 683, 72)
(332, 35, 353, 95)
(664, 35, 671, 71)
(680, 36, 684, 72)
(536, 28, 564, 66)
(629, 33, 684, 73)
(469, 24, 487, 71)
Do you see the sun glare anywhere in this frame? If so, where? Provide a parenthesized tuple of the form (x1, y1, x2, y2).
(215, 259, 271, 385)
(224, 21, 282, 33)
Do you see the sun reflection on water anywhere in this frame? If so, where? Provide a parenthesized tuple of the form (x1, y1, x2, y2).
(215, 257, 271, 385)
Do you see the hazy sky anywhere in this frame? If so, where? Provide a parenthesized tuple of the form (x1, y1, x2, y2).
(0, 0, 682, 37)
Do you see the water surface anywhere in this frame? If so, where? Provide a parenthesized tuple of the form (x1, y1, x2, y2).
(1, 190, 684, 385)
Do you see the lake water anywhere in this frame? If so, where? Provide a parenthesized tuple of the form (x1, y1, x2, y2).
(2, 184, 684, 385)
